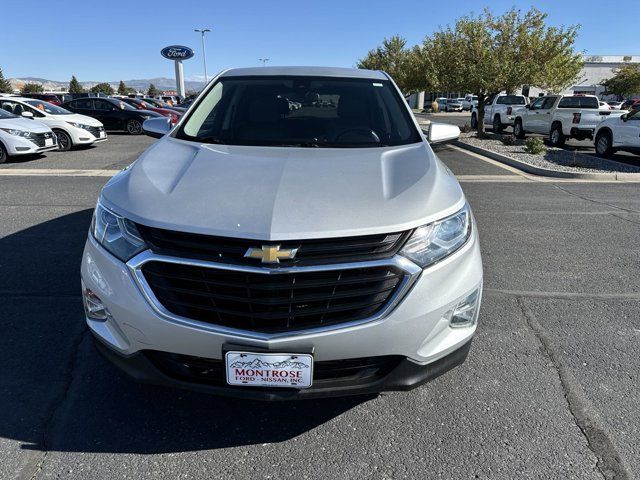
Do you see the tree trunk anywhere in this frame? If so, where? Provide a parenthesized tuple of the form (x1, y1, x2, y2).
(477, 95, 486, 138)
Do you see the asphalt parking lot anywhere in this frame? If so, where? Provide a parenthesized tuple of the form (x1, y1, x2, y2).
(1, 135, 639, 479)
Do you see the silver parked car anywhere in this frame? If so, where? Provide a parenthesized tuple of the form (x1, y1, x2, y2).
(81, 67, 483, 400)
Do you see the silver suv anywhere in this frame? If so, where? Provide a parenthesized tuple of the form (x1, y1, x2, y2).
(81, 67, 483, 400)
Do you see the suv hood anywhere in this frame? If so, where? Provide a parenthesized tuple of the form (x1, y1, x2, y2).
(101, 137, 464, 240)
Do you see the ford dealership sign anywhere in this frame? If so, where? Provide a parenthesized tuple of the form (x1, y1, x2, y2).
(161, 45, 194, 61)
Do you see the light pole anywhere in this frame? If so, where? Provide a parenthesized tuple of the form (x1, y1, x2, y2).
(259, 58, 270, 67)
(194, 27, 211, 83)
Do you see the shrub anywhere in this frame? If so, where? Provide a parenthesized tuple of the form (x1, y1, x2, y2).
(500, 134, 516, 146)
(524, 137, 546, 155)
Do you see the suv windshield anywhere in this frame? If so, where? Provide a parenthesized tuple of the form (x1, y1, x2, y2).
(24, 100, 71, 115)
(176, 76, 421, 147)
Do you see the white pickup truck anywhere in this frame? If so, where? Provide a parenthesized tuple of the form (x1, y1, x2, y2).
(470, 94, 528, 132)
(594, 108, 640, 157)
(513, 95, 625, 147)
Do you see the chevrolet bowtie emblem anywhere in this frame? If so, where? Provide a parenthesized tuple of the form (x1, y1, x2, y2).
(244, 244, 298, 263)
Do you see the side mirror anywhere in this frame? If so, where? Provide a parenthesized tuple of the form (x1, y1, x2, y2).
(621, 113, 628, 122)
(143, 117, 171, 139)
(428, 122, 460, 144)
(22, 111, 34, 119)
(525, 104, 531, 109)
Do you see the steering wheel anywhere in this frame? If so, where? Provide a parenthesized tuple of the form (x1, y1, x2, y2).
(331, 128, 380, 144)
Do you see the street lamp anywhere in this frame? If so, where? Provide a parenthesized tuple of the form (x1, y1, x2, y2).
(194, 27, 211, 83)
(259, 58, 270, 67)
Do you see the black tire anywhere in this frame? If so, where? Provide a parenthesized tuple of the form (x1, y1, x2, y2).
(549, 123, 565, 147)
(493, 115, 504, 133)
(0, 142, 7, 164)
(471, 113, 478, 130)
(53, 129, 72, 151)
(126, 119, 143, 135)
(514, 119, 525, 139)
(595, 131, 614, 158)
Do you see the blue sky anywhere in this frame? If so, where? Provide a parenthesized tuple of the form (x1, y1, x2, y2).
(1, 0, 638, 82)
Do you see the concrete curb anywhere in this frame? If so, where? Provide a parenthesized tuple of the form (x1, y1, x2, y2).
(453, 140, 640, 181)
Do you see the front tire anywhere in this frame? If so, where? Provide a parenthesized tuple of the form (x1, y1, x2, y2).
(126, 119, 143, 135)
(514, 119, 525, 139)
(471, 113, 478, 130)
(493, 115, 504, 133)
(595, 131, 614, 158)
(549, 124, 565, 147)
(0, 143, 7, 164)
(54, 129, 72, 151)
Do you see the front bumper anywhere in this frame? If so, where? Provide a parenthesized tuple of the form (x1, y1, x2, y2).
(5, 135, 57, 155)
(68, 126, 108, 146)
(93, 334, 473, 400)
(81, 227, 483, 397)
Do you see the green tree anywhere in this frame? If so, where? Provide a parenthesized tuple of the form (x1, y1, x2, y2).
(21, 83, 44, 94)
(357, 36, 424, 93)
(421, 7, 583, 135)
(117, 80, 127, 95)
(0, 68, 12, 93)
(68, 75, 84, 94)
(603, 64, 640, 98)
(147, 83, 159, 96)
(90, 82, 115, 95)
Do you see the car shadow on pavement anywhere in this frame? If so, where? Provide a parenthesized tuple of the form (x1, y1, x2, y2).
(0, 210, 371, 455)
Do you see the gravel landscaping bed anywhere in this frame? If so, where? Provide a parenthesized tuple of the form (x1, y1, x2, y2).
(458, 132, 640, 174)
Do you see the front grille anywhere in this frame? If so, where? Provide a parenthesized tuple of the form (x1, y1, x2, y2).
(145, 350, 403, 388)
(137, 225, 412, 266)
(141, 261, 404, 333)
(87, 125, 105, 138)
(30, 132, 55, 148)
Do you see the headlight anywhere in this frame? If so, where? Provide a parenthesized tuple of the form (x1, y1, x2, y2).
(0, 128, 32, 137)
(91, 202, 147, 261)
(66, 121, 91, 130)
(399, 204, 472, 268)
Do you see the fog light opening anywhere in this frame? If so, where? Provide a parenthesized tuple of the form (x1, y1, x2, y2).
(450, 288, 481, 328)
(83, 287, 110, 322)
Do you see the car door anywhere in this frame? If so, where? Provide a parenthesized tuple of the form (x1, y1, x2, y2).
(535, 96, 557, 134)
(93, 99, 119, 130)
(525, 97, 547, 133)
(618, 110, 640, 148)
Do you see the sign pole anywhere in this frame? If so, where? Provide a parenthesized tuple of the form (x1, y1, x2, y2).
(174, 59, 185, 98)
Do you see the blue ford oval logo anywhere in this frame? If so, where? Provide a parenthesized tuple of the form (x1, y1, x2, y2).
(161, 45, 195, 60)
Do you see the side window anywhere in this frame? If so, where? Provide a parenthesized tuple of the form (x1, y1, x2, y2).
(73, 99, 93, 109)
(25, 104, 46, 117)
(94, 100, 113, 111)
(627, 110, 640, 121)
(530, 98, 546, 110)
(542, 97, 557, 109)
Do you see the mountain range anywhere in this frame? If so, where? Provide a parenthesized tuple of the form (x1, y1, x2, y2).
(8, 77, 205, 93)
(230, 358, 310, 369)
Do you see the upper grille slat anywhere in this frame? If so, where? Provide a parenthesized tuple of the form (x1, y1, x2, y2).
(137, 225, 412, 266)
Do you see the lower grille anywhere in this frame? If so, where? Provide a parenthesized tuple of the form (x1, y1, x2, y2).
(145, 350, 404, 388)
(30, 132, 55, 147)
(140, 261, 404, 334)
(87, 125, 105, 138)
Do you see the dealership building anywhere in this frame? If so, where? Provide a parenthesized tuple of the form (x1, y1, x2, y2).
(411, 54, 640, 107)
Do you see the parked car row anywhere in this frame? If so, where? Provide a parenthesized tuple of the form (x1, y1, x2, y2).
(0, 96, 109, 162)
(468, 92, 639, 157)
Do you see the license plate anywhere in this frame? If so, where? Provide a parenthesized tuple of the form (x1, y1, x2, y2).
(45, 138, 53, 147)
(100, 131, 105, 138)
(225, 351, 313, 389)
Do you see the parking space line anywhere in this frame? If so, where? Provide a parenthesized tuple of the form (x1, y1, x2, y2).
(0, 169, 119, 177)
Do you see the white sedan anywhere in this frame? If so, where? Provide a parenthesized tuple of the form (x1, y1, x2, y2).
(0, 97, 106, 151)
(594, 109, 640, 157)
(0, 108, 57, 162)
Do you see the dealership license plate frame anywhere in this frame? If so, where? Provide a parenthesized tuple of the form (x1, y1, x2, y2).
(45, 138, 53, 147)
(225, 351, 314, 389)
